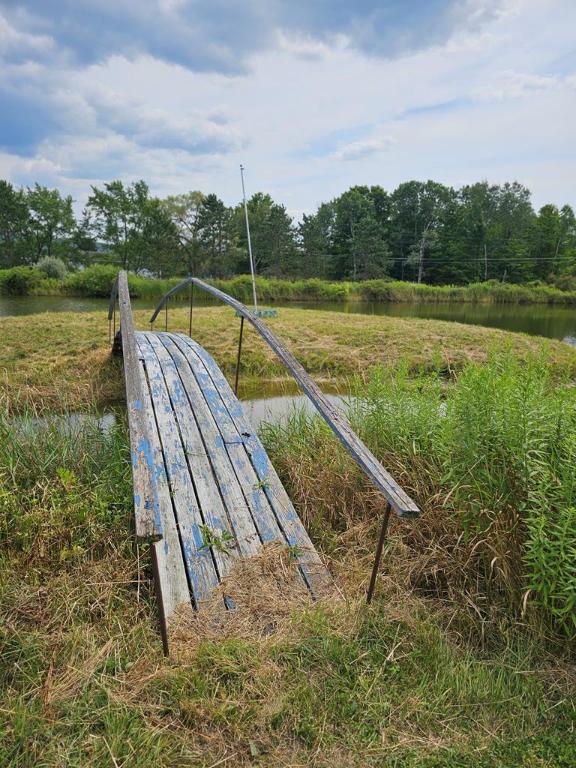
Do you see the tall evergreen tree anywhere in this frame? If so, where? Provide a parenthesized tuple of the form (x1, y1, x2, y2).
(197, 194, 236, 277)
(297, 202, 336, 278)
(232, 193, 297, 276)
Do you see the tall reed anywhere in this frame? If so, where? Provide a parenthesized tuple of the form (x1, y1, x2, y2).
(262, 354, 576, 638)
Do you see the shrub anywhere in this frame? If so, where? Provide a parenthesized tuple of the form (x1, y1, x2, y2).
(36, 256, 68, 280)
(0, 267, 44, 295)
(65, 265, 120, 297)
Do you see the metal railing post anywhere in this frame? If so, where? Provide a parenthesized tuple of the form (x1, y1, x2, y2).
(234, 316, 245, 396)
(366, 502, 392, 604)
(188, 283, 194, 337)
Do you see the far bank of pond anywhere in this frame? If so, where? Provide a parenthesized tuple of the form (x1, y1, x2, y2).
(1, 294, 576, 345)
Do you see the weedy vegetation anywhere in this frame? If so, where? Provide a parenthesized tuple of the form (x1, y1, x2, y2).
(198, 524, 236, 555)
(262, 353, 576, 639)
(4, 264, 576, 305)
(1, 308, 575, 766)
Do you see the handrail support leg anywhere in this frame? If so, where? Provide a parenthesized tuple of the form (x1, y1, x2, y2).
(367, 502, 392, 604)
(234, 316, 245, 396)
(188, 283, 194, 337)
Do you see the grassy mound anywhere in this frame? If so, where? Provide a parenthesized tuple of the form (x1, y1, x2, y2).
(2, 306, 576, 412)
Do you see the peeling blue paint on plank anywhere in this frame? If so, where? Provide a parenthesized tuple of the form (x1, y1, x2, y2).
(168, 333, 288, 548)
(176, 333, 331, 595)
(137, 333, 220, 604)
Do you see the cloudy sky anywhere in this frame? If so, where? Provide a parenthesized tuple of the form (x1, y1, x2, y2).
(0, 0, 574, 216)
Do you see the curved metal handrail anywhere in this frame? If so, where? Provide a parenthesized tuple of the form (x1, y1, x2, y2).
(150, 277, 420, 520)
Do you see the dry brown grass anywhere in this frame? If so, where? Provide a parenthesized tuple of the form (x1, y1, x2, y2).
(168, 543, 337, 658)
(2, 305, 575, 412)
(263, 426, 541, 649)
(3, 307, 576, 765)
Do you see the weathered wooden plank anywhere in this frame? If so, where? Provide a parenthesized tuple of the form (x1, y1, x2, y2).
(173, 333, 331, 595)
(137, 333, 219, 605)
(156, 333, 263, 559)
(136, 354, 192, 623)
(145, 333, 259, 579)
(116, 271, 163, 540)
(150, 278, 420, 518)
(169, 333, 287, 546)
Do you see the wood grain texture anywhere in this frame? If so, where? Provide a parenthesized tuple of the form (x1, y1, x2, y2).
(174, 333, 331, 595)
(137, 333, 219, 605)
(137, 352, 192, 622)
(116, 271, 163, 540)
(145, 332, 258, 582)
(157, 333, 263, 559)
(114, 269, 333, 632)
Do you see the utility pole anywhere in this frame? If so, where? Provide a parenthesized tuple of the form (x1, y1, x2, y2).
(240, 164, 258, 311)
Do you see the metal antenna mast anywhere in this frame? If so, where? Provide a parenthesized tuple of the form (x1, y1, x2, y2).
(240, 164, 258, 311)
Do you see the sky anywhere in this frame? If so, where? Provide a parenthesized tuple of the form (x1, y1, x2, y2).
(0, 0, 574, 218)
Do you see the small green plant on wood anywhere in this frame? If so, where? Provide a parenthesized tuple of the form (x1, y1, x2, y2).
(199, 524, 235, 555)
(287, 544, 304, 561)
(253, 477, 271, 491)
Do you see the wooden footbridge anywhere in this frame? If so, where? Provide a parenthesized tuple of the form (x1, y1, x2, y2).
(109, 271, 419, 652)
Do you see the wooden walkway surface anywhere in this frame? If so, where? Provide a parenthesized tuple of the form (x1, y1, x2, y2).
(111, 270, 420, 650)
(134, 329, 329, 638)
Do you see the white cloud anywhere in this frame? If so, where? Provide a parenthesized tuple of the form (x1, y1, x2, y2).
(0, 13, 54, 56)
(333, 136, 396, 161)
(275, 30, 348, 60)
(474, 70, 567, 101)
(0, 0, 575, 217)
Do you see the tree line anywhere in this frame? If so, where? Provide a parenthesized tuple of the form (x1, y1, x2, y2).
(1, 178, 575, 286)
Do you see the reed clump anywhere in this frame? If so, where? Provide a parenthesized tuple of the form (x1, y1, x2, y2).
(262, 353, 576, 641)
(4, 264, 576, 304)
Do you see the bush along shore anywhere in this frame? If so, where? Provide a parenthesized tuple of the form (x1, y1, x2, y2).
(4, 263, 576, 305)
(1, 352, 575, 766)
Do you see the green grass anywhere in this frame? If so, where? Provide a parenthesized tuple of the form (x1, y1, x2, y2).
(262, 353, 576, 638)
(1, 306, 576, 765)
(2, 305, 576, 413)
(0, 406, 574, 766)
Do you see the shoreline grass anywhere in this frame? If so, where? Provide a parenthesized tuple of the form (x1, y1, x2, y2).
(1, 403, 575, 766)
(4, 264, 576, 305)
(2, 306, 576, 413)
(262, 355, 576, 640)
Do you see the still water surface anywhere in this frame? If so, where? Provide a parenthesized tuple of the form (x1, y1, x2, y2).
(19, 395, 347, 438)
(1, 294, 575, 345)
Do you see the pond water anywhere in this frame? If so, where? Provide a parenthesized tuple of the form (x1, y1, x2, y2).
(2, 294, 576, 345)
(243, 393, 349, 430)
(18, 395, 347, 440)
